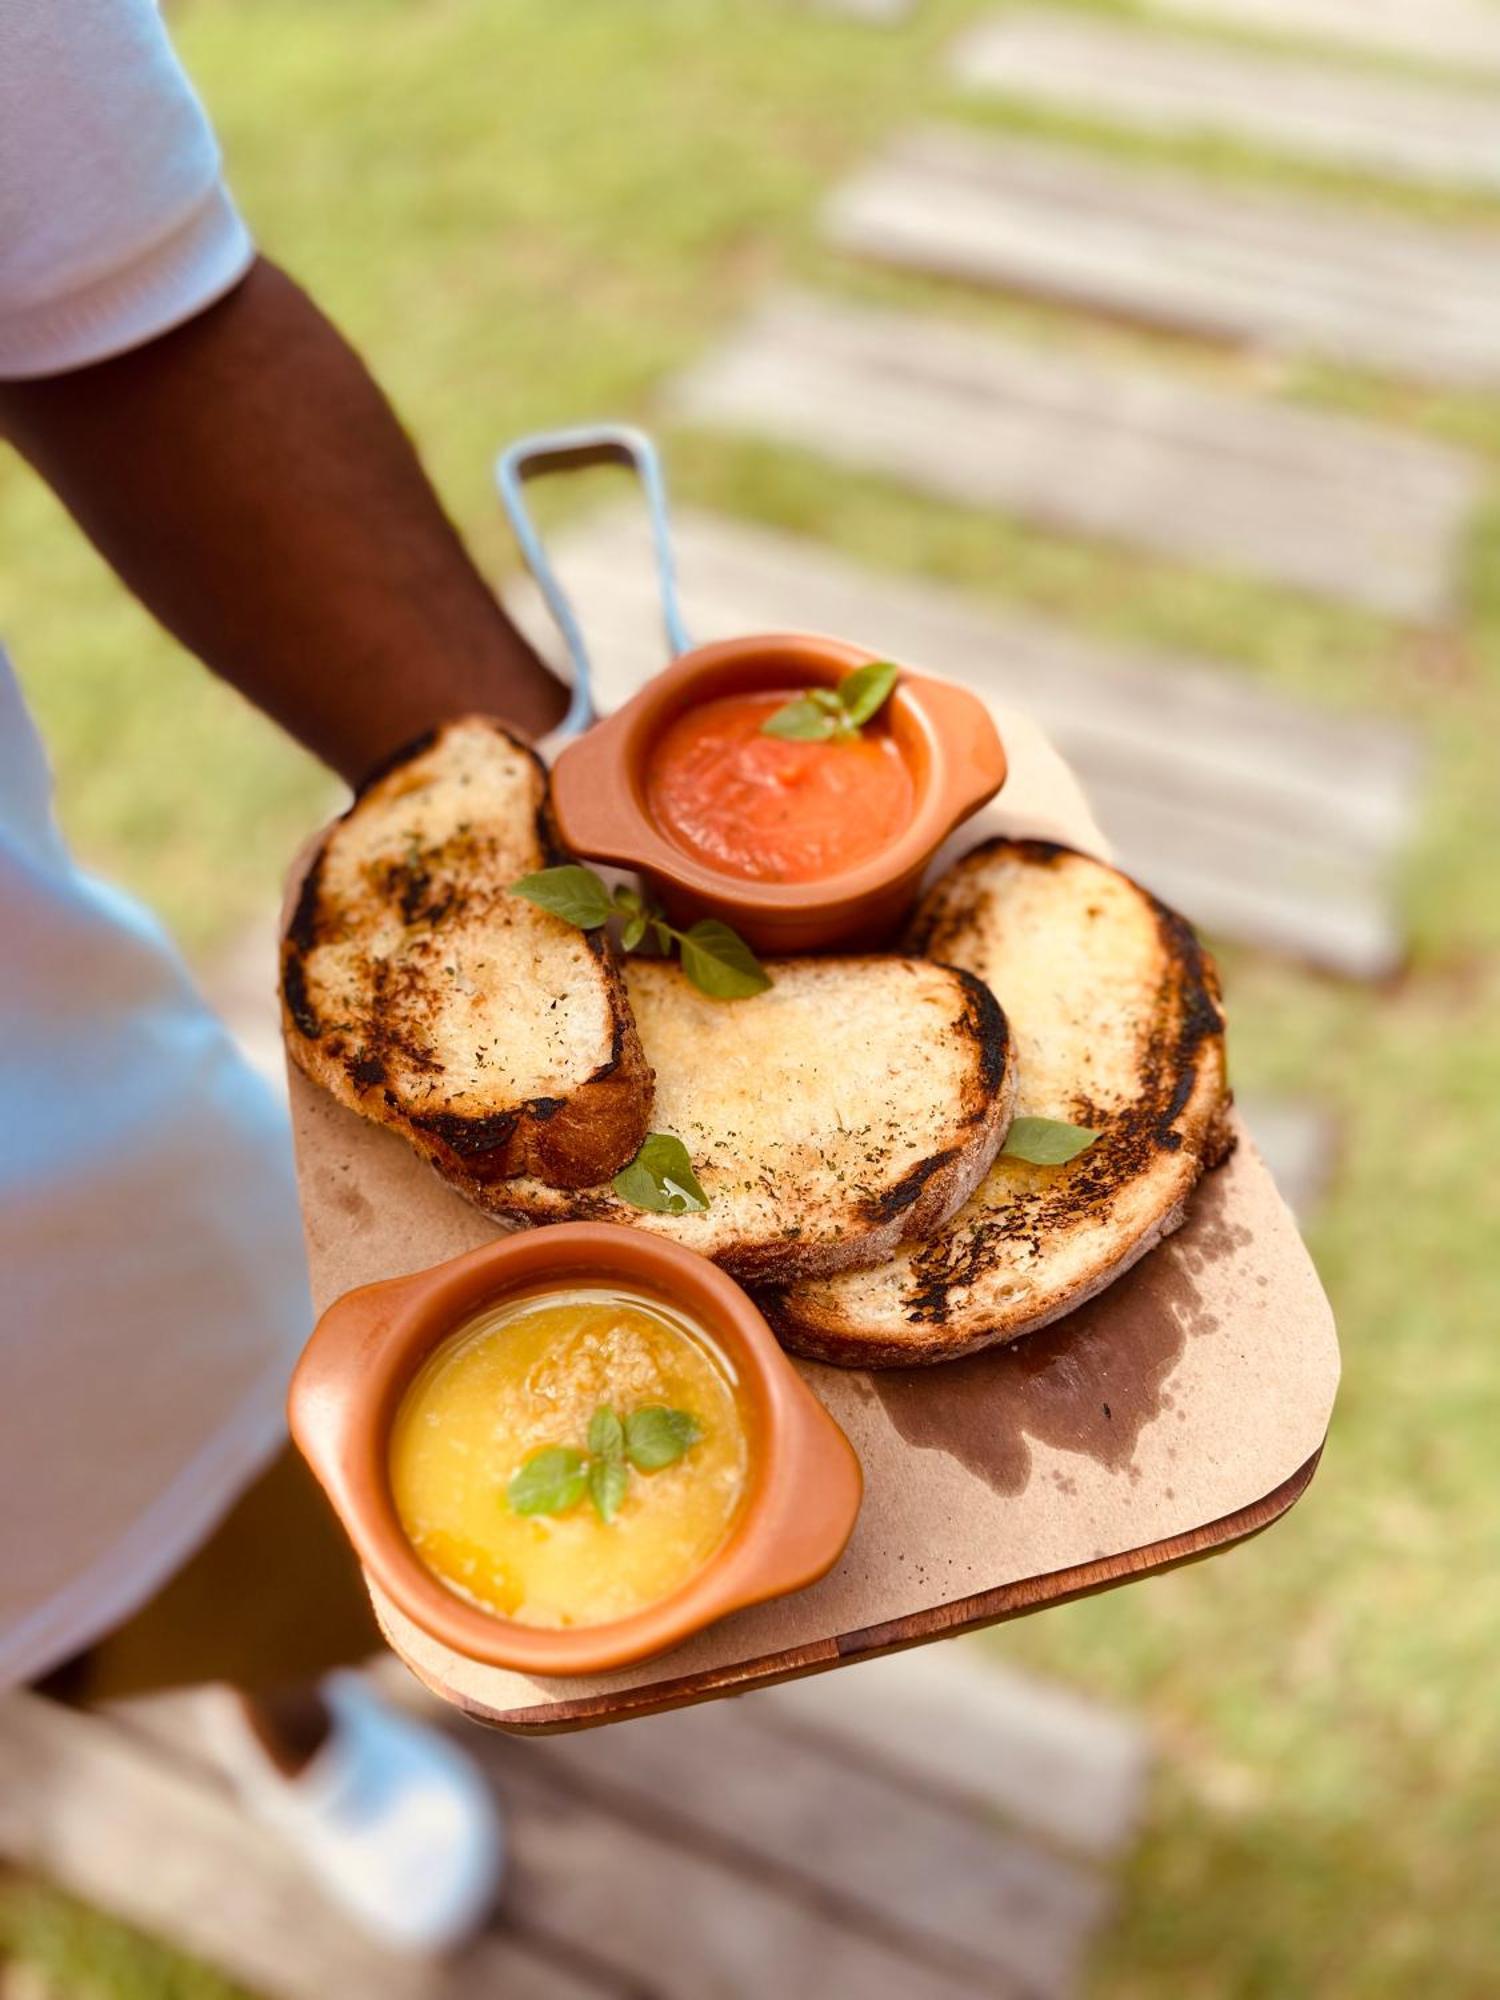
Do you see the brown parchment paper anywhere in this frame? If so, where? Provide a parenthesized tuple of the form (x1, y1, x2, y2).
(287, 705, 1339, 1725)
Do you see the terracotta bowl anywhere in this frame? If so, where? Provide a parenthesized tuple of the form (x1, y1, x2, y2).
(550, 634, 1007, 954)
(288, 1223, 863, 1677)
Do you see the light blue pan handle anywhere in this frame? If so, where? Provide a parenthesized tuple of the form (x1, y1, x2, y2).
(494, 424, 693, 739)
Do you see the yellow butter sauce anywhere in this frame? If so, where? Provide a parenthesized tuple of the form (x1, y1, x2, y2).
(389, 1286, 749, 1629)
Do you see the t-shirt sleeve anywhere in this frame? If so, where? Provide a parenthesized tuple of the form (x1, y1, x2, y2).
(0, 0, 255, 379)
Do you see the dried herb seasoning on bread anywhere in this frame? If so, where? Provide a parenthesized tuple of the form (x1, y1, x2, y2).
(760, 840, 1232, 1365)
(491, 955, 1017, 1286)
(281, 718, 652, 1193)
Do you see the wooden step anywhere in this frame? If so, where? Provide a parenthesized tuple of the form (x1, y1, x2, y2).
(479, 1687, 1110, 1997)
(825, 126, 1500, 391)
(512, 505, 1418, 975)
(669, 288, 1478, 623)
(441, 1740, 1016, 1999)
(951, 10, 1500, 193)
(0, 1694, 606, 2000)
(1237, 1094, 1336, 1219)
(813, 0, 916, 20)
(0, 1968, 65, 2000)
(113, 1663, 1119, 1995)
(1151, 0, 1500, 80)
(4, 1646, 1135, 1998)
(752, 1644, 1150, 1863)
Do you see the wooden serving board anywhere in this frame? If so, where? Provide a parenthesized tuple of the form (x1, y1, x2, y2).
(287, 706, 1339, 1732)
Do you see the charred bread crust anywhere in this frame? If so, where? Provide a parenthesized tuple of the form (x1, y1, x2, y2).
(280, 717, 652, 1192)
(758, 840, 1232, 1366)
(854, 966, 1018, 1245)
(483, 956, 1020, 1285)
(758, 1176, 1186, 1367)
(484, 1028, 1019, 1287)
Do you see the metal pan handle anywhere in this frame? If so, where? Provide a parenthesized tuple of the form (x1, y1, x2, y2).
(494, 424, 692, 739)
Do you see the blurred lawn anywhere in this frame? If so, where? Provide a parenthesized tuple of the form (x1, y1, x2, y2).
(4, 1, 1500, 1995)
(0, 1875, 252, 2000)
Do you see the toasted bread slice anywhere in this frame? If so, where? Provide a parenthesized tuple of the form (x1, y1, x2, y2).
(761, 840, 1232, 1365)
(281, 717, 651, 1191)
(490, 955, 1017, 1284)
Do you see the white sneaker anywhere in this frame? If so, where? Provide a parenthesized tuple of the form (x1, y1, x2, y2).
(220, 1671, 505, 1953)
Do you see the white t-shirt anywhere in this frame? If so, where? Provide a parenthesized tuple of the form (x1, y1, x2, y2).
(0, 0, 310, 1687)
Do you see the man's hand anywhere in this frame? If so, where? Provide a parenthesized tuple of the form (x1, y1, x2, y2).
(0, 259, 566, 784)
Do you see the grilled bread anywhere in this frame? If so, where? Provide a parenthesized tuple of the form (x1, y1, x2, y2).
(760, 840, 1232, 1365)
(491, 955, 1017, 1284)
(281, 718, 651, 1192)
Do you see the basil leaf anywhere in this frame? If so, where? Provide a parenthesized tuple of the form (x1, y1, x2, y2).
(600, 880, 659, 956)
(762, 697, 838, 742)
(624, 1407, 702, 1472)
(648, 917, 675, 956)
(588, 1405, 624, 1460)
(1001, 1116, 1100, 1166)
(508, 1446, 587, 1516)
(677, 919, 772, 999)
(613, 1133, 711, 1215)
(837, 659, 899, 728)
(808, 687, 846, 715)
(511, 865, 613, 930)
(588, 1455, 629, 1525)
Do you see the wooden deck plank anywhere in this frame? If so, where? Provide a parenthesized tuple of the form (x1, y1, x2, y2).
(669, 287, 1478, 622)
(527, 505, 1420, 836)
(507, 506, 1417, 973)
(11, 1663, 1130, 1998)
(0, 1694, 611, 2000)
(951, 11, 1500, 192)
(825, 126, 1500, 391)
(487, 1691, 1109, 1995)
(0, 1968, 63, 2000)
(813, 0, 916, 20)
(464, 1742, 1017, 1999)
(542, 507, 1421, 865)
(1058, 771, 1397, 976)
(1151, 0, 1500, 79)
(758, 1647, 1150, 1865)
(1237, 1094, 1336, 1219)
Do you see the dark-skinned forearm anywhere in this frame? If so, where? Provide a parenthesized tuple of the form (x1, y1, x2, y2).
(0, 258, 565, 784)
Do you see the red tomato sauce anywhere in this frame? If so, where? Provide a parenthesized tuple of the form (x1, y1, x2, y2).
(646, 690, 917, 885)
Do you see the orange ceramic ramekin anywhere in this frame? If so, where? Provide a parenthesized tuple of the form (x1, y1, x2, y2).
(549, 634, 1007, 954)
(494, 424, 1007, 955)
(288, 1223, 862, 1677)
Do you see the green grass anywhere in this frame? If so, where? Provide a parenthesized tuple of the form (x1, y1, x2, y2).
(0, 1875, 252, 2000)
(4, 1, 1500, 1995)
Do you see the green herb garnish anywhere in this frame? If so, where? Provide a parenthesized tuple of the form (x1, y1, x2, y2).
(507, 1446, 588, 1516)
(508, 863, 614, 929)
(760, 691, 841, 741)
(613, 1132, 710, 1215)
(588, 1455, 629, 1524)
(624, 1406, 702, 1472)
(587, 1405, 625, 1458)
(1001, 1116, 1100, 1166)
(508, 1402, 702, 1522)
(585, 1406, 628, 1522)
(511, 867, 770, 999)
(675, 918, 771, 1000)
(762, 660, 899, 742)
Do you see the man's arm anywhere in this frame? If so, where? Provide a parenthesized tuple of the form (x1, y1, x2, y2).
(0, 258, 566, 784)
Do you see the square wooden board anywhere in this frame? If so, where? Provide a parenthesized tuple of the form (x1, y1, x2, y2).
(287, 706, 1339, 1731)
